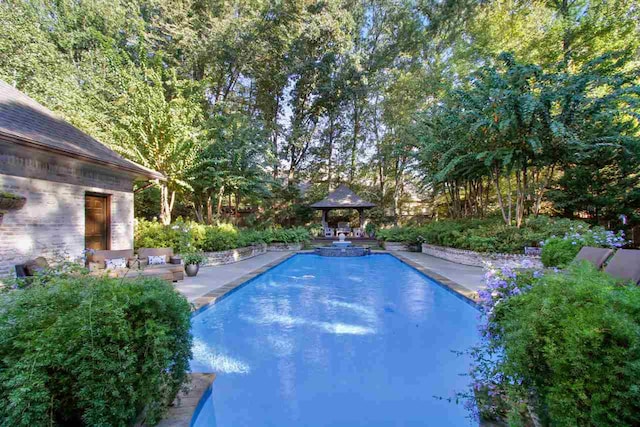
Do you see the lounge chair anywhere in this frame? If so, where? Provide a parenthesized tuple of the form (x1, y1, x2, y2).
(604, 249, 640, 285)
(573, 246, 614, 269)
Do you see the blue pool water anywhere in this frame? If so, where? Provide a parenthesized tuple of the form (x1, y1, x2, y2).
(190, 254, 479, 427)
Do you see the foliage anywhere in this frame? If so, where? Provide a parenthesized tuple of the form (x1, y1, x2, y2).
(0, 274, 192, 426)
(135, 219, 309, 253)
(1, 0, 638, 226)
(540, 225, 626, 267)
(182, 251, 206, 266)
(134, 218, 201, 253)
(261, 227, 310, 244)
(376, 216, 605, 254)
(470, 263, 640, 425)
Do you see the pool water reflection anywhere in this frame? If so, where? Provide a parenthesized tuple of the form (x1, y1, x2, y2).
(190, 254, 479, 427)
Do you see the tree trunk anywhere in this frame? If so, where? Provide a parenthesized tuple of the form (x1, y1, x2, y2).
(216, 185, 225, 216)
(206, 196, 213, 225)
(159, 184, 174, 225)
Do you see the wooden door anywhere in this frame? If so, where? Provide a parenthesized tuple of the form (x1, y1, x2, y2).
(85, 194, 110, 250)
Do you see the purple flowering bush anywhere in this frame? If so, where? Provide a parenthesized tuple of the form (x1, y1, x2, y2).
(467, 262, 640, 426)
(540, 225, 626, 267)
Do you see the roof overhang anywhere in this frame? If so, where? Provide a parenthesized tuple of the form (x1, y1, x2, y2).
(0, 131, 165, 181)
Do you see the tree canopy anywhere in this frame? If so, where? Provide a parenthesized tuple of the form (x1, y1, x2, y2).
(1, 0, 638, 226)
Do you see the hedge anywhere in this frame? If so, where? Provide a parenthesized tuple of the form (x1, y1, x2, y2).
(0, 275, 192, 426)
(473, 263, 640, 425)
(376, 216, 620, 254)
(134, 219, 310, 253)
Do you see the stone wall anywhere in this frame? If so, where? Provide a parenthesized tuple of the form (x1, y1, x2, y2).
(267, 242, 303, 251)
(202, 244, 267, 266)
(421, 243, 543, 269)
(0, 174, 134, 277)
(382, 241, 408, 251)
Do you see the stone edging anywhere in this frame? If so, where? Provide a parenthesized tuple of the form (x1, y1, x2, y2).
(381, 241, 408, 251)
(152, 373, 216, 427)
(421, 243, 543, 269)
(202, 243, 267, 267)
(267, 242, 304, 251)
(388, 251, 479, 306)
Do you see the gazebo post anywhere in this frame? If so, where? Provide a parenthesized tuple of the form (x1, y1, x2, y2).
(358, 208, 364, 230)
(321, 209, 327, 227)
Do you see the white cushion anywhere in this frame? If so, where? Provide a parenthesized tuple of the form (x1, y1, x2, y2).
(148, 255, 167, 265)
(105, 258, 127, 270)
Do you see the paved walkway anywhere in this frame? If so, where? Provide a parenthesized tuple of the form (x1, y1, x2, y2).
(176, 251, 293, 301)
(393, 251, 486, 292)
(176, 250, 486, 303)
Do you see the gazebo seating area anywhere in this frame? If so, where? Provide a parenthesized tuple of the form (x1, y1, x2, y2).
(310, 185, 376, 238)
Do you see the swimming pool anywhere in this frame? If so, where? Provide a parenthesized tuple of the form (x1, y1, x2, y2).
(190, 254, 479, 426)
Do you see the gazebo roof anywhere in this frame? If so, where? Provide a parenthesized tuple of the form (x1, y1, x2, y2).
(310, 184, 376, 209)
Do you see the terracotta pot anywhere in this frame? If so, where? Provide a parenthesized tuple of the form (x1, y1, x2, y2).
(0, 195, 26, 210)
(185, 263, 200, 277)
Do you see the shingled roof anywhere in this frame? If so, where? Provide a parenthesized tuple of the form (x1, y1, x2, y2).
(310, 184, 376, 209)
(0, 80, 163, 180)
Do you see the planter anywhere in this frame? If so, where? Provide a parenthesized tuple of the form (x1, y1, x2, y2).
(202, 243, 267, 267)
(0, 194, 26, 210)
(185, 264, 200, 277)
(382, 241, 408, 251)
(421, 243, 543, 269)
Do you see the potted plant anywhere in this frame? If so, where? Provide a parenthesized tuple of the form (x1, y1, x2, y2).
(0, 192, 27, 210)
(182, 252, 205, 277)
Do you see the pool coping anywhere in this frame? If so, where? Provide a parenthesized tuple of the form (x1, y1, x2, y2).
(153, 373, 216, 427)
(386, 251, 479, 306)
(172, 250, 481, 427)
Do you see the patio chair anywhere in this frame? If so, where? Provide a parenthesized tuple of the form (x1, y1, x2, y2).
(324, 227, 334, 237)
(604, 249, 640, 285)
(573, 246, 614, 270)
(336, 222, 351, 236)
(353, 227, 363, 238)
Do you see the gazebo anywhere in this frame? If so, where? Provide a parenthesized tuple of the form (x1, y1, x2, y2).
(310, 184, 376, 237)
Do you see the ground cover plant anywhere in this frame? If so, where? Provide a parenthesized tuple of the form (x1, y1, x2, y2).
(0, 274, 192, 427)
(469, 263, 640, 426)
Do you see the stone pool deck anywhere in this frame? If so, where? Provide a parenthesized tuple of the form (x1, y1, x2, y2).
(392, 251, 485, 292)
(176, 250, 486, 308)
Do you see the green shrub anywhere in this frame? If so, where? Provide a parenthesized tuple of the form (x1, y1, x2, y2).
(135, 219, 312, 253)
(492, 264, 640, 425)
(182, 251, 206, 266)
(377, 216, 622, 255)
(540, 225, 626, 267)
(200, 224, 240, 252)
(134, 218, 198, 253)
(540, 237, 579, 267)
(262, 227, 310, 244)
(0, 275, 192, 426)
